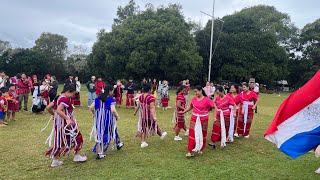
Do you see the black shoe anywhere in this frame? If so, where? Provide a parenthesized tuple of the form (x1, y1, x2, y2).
(117, 142, 124, 150)
(208, 142, 216, 149)
(96, 154, 106, 160)
(24, 109, 28, 112)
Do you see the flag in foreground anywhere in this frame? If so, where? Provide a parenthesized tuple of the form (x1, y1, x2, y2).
(264, 70, 320, 158)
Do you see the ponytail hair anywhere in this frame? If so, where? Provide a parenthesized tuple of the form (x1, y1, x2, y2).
(176, 85, 186, 95)
(194, 85, 207, 97)
(98, 85, 114, 102)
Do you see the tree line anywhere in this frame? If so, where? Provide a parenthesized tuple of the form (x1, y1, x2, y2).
(0, 0, 319, 88)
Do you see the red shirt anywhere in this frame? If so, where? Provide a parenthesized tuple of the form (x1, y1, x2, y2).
(190, 97, 214, 115)
(95, 81, 106, 95)
(176, 93, 186, 111)
(0, 96, 8, 112)
(17, 78, 30, 94)
(227, 93, 241, 105)
(214, 95, 235, 115)
(239, 91, 258, 108)
(57, 96, 74, 115)
(139, 94, 156, 120)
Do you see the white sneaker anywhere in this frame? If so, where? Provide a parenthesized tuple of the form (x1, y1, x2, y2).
(51, 160, 63, 167)
(234, 133, 239, 138)
(73, 154, 87, 162)
(184, 129, 189, 136)
(160, 132, 168, 140)
(244, 135, 250, 138)
(315, 167, 320, 174)
(174, 136, 182, 141)
(141, 142, 148, 148)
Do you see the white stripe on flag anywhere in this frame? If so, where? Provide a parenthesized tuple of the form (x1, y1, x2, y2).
(265, 98, 320, 148)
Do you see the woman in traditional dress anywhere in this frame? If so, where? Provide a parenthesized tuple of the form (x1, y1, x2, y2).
(114, 80, 124, 108)
(45, 84, 86, 167)
(180, 85, 214, 157)
(73, 76, 81, 106)
(173, 85, 188, 141)
(227, 84, 241, 141)
(134, 84, 167, 148)
(235, 83, 259, 138)
(7, 84, 19, 121)
(90, 85, 124, 159)
(209, 86, 236, 149)
(31, 75, 40, 98)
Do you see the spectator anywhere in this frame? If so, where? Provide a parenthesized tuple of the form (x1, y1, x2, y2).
(95, 77, 105, 95)
(203, 82, 215, 100)
(32, 94, 47, 114)
(49, 76, 59, 102)
(86, 76, 96, 107)
(0, 71, 7, 88)
(64, 75, 76, 89)
(18, 73, 31, 111)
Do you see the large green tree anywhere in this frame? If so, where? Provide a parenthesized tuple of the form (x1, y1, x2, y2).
(89, 2, 202, 83)
(33, 32, 68, 79)
(195, 5, 297, 84)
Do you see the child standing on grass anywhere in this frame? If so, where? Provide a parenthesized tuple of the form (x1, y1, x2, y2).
(45, 85, 87, 167)
(0, 87, 8, 127)
(134, 84, 167, 148)
(7, 84, 19, 121)
(173, 85, 189, 141)
(90, 85, 124, 159)
(133, 89, 142, 107)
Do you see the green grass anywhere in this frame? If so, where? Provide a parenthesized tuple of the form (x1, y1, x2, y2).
(0, 90, 319, 180)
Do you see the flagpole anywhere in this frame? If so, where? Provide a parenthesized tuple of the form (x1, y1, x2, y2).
(208, 0, 215, 82)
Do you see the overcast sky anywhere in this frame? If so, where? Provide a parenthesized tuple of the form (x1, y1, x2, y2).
(0, 0, 319, 51)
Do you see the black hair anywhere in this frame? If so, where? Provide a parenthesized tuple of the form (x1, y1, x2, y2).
(37, 93, 42, 97)
(61, 84, 76, 93)
(142, 84, 151, 93)
(16, 73, 21, 79)
(242, 82, 249, 88)
(9, 84, 15, 87)
(217, 86, 225, 94)
(0, 87, 8, 96)
(137, 89, 141, 93)
(98, 85, 114, 102)
(176, 85, 187, 95)
(230, 83, 239, 94)
(194, 85, 207, 97)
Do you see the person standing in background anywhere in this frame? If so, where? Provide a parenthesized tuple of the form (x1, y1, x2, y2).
(203, 82, 215, 100)
(157, 81, 163, 108)
(95, 77, 105, 96)
(0, 71, 7, 88)
(185, 79, 190, 106)
(31, 75, 40, 98)
(125, 77, 136, 108)
(74, 76, 81, 106)
(253, 83, 259, 113)
(40, 80, 50, 105)
(49, 76, 58, 102)
(86, 76, 96, 107)
(17, 73, 31, 111)
(114, 80, 124, 108)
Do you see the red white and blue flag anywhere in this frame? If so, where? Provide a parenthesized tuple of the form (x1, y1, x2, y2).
(264, 70, 320, 158)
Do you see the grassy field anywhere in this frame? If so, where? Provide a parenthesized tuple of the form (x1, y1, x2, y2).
(0, 89, 319, 180)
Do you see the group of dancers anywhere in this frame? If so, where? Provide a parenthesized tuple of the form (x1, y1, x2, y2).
(43, 79, 258, 167)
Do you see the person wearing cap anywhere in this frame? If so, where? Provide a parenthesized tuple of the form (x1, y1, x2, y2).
(86, 76, 96, 107)
(125, 77, 136, 108)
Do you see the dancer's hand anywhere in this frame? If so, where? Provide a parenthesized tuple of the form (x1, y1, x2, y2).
(252, 105, 256, 110)
(133, 112, 137, 116)
(233, 113, 237, 117)
(66, 118, 72, 126)
(179, 111, 185, 114)
(241, 109, 244, 114)
(116, 116, 120, 121)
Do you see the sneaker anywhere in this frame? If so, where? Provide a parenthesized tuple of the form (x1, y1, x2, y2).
(184, 129, 189, 136)
(244, 135, 250, 138)
(174, 136, 182, 141)
(141, 142, 148, 148)
(96, 154, 106, 160)
(234, 133, 239, 138)
(117, 142, 124, 150)
(0, 124, 7, 127)
(51, 160, 63, 167)
(3, 122, 8, 125)
(73, 154, 87, 162)
(315, 167, 320, 174)
(160, 132, 168, 140)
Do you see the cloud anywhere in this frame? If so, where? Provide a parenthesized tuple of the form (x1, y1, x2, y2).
(0, 0, 319, 51)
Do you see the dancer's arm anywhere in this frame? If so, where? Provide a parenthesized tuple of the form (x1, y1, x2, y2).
(134, 101, 140, 115)
(89, 102, 95, 115)
(213, 104, 217, 121)
(56, 104, 72, 125)
(176, 100, 185, 111)
(46, 101, 55, 115)
(111, 105, 120, 120)
(180, 105, 192, 114)
(150, 102, 157, 120)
